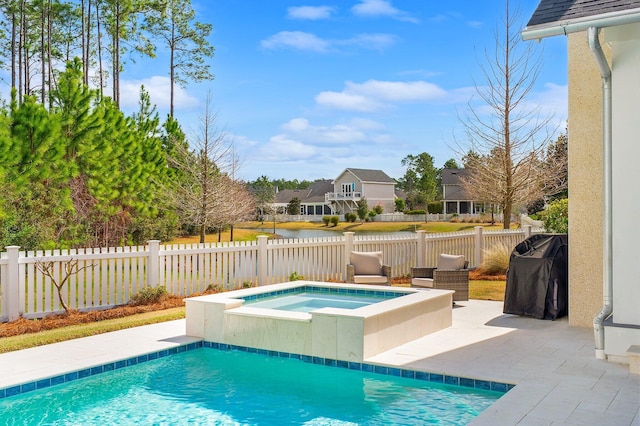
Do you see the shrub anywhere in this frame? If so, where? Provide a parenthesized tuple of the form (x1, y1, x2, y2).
(129, 285, 168, 306)
(480, 243, 512, 275)
(368, 210, 377, 219)
(344, 212, 357, 222)
(427, 201, 443, 214)
(541, 198, 568, 233)
(373, 205, 383, 214)
(405, 209, 426, 215)
(394, 198, 405, 212)
(322, 216, 331, 226)
(288, 272, 304, 281)
(330, 215, 339, 226)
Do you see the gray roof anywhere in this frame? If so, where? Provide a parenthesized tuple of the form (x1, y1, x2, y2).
(441, 168, 470, 185)
(441, 168, 472, 201)
(523, 0, 640, 39)
(341, 168, 395, 184)
(274, 179, 333, 204)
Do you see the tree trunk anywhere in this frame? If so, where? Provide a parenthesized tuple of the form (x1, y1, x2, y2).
(199, 224, 205, 244)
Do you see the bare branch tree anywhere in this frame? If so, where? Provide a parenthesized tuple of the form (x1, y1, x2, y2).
(35, 258, 93, 313)
(163, 92, 247, 243)
(456, 0, 565, 228)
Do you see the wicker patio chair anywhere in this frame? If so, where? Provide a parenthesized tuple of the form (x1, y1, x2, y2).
(346, 251, 391, 285)
(411, 254, 469, 302)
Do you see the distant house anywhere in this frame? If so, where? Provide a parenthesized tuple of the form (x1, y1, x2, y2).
(325, 168, 397, 214)
(441, 168, 490, 215)
(272, 180, 334, 217)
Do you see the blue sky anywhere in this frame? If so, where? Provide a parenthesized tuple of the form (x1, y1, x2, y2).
(120, 0, 568, 182)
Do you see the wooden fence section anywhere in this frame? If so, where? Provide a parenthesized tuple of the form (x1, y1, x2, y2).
(0, 226, 540, 321)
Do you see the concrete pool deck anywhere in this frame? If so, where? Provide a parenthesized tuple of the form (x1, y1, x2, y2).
(1, 300, 638, 425)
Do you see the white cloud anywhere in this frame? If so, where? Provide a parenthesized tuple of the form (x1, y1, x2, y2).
(467, 21, 484, 29)
(119, 76, 200, 111)
(351, 0, 419, 23)
(339, 33, 399, 51)
(260, 31, 397, 53)
(260, 31, 330, 52)
(287, 6, 335, 20)
(316, 79, 448, 111)
(259, 134, 318, 161)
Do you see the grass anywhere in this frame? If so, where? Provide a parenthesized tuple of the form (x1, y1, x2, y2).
(469, 280, 506, 301)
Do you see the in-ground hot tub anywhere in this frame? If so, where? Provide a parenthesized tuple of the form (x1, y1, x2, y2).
(185, 281, 453, 362)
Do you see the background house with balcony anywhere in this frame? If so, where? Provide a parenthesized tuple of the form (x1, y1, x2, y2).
(272, 180, 333, 218)
(325, 168, 396, 214)
(441, 168, 491, 215)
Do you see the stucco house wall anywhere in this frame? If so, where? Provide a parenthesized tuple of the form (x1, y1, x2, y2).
(567, 32, 606, 328)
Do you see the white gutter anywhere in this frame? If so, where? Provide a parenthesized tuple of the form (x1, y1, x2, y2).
(587, 27, 613, 360)
(522, 9, 640, 40)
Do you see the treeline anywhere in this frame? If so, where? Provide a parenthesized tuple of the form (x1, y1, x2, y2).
(0, 61, 253, 250)
(0, 0, 213, 115)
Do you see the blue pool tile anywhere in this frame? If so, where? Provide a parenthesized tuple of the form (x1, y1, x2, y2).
(126, 358, 138, 367)
(507, 384, 516, 391)
(430, 374, 444, 383)
(36, 379, 51, 390)
(324, 359, 337, 367)
(137, 354, 149, 363)
(491, 382, 508, 393)
(158, 349, 170, 357)
(148, 352, 158, 360)
(374, 365, 388, 375)
(90, 366, 103, 376)
(219, 344, 229, 350)
(257, 348, 268, 356)
(475, 380, 491, 391)
(313, 357, 324, 365)
(115, 360, 127, 369)
(301, 355, 312, 363)
(388, 367, 401, 377)
(247, 347, 257, 353)
(337, 360, 349, 369)
(65, 372, 78, 381)
(415, 371, 429, 381)
(268, 350, 278, 357)
(362, 364, 375, 373)
(278, 351, 290, 358)
(51, 375, 65, 386)
(348, 362, 361, 371)
(460, 377, 475, 388)
(6, 386, 20, 397)
(177, 346, 186, 353)
(78, 368, 92, 378)
(445, 375, 459, 386)
(103, 363, 115, 372)
(168, 347, 178, 355)
(401, 369, 415, 379)
(21, 382, 36, 393)
(0, 388, 5, 399)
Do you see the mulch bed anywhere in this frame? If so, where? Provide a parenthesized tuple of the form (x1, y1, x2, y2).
(0, 295, 186, 338)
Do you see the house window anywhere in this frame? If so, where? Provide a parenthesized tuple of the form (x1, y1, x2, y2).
(446, 202, 458, 214)
(342, 183, 352, 196)
(460, 202, 470, 214)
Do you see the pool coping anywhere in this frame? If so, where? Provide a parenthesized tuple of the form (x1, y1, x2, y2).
(0, 339, 514, 401)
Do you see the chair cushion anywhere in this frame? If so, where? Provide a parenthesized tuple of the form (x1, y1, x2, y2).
(354, 275, 389, 284)
(350, 251, 383, 275)
(411, 277, 434, 288)
(437, 254, 465, 270)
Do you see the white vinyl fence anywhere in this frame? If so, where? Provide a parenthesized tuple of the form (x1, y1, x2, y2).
(0, 226, 541, 321)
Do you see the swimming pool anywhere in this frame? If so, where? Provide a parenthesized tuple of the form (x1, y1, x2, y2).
(244, 289, 400, 312)
(186, 281, 454, 362)
(0, 347, 506, 425)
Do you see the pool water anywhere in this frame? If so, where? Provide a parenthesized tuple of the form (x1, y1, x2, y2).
(0, 348, 502, 425)
(245, 291, 396, 312)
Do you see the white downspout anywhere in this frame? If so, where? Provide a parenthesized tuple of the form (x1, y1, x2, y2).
(588, 26, 613, 360)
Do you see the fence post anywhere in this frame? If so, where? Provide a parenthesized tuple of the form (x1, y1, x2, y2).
(524, 225, 532, 239)
(416, 230, 426, 267)
(257, 235, 268, 286)
(474, 226, 483, 269)
(6, 246, 20, 321)
(344, 232, 355, 272)
(147, 240, 160, 288)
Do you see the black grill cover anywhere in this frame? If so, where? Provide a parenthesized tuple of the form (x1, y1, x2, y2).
(503, 234, 568, 320)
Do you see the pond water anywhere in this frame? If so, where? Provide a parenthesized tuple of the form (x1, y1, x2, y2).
(248, 228, 415, 239)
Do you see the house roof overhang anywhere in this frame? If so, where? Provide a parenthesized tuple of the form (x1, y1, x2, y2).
(522, 7, 640, 41)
